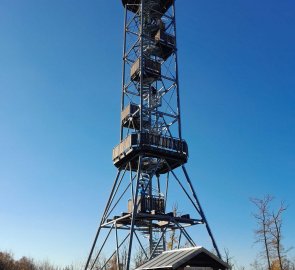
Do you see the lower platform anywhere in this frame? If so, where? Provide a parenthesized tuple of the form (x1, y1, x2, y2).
(103, 211, 203, 229)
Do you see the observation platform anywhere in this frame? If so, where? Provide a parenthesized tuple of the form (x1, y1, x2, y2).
(121, 0, 173, 14)
(112, 133, 188, 174)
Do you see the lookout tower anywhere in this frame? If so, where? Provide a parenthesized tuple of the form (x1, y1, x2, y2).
(84, 1, 222, 270)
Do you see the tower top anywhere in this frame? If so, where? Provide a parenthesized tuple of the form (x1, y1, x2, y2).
(121, 0, 173, 13)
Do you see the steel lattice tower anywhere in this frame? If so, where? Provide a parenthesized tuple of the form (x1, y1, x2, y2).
(85, 1, 221, 270)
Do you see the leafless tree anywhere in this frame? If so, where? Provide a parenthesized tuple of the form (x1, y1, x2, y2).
(223, 248, 234, 269)
(251, 196, 293, 270)
(0, 252, 37, 270)
(269, 202, 287, 270)
(223, 249, 246, 270)
(167, 204, 179, 250)
(250, 259, 264, 270)
(120, 246, 127, 270)
(36, 260, 58, 270)
(133, 248, 148, 268)
(251, 195, 274, 270)
(15, 257, 36, 270)
(107, 255, 118, 270)
(0, 251, 16, 270)
(284, 258, 295, 270)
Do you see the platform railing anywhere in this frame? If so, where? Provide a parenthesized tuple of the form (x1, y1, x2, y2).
(112, 133, 188, 162)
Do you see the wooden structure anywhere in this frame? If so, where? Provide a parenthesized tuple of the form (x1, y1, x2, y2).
(136, 247, 229, 270)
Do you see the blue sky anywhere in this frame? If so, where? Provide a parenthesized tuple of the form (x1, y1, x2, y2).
(0, 0, 294, 268)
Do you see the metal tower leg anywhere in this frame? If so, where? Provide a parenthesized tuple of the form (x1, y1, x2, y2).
(182, 166, 221, 258)
(84, 170, 122, 270)
(126, 156, 142, 270)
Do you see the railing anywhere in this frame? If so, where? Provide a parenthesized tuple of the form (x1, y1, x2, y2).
(130, 57, 161, 81)
(155, 29, 176, 47)
(139, 133, 188, 154)
(112, 135, 133, 161)
(128, 195, 165, 214)
(121, 103, 139, 122)
(112, 133, 188, 161)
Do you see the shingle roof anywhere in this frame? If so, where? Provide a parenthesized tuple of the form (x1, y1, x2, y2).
(135, 247, 229, 270)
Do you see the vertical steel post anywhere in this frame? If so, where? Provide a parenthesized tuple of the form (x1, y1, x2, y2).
(172, 1, 182, 140)
(126, 155, 142, 270)
(84, 170, 121, 270)
(182, 166, 221, 258)
(121, 6, 128, 141)
(139, 0, 144, 135)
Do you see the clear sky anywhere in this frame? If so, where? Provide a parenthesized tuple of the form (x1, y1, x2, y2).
(0, 0, 294, 268)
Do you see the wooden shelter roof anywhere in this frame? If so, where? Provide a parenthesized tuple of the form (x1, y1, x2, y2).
(135, 247, 229, 270)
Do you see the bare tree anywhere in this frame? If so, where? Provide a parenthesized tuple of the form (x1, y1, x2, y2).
(15, 257, 36, 270)
(0, 251, 83, 270)
(0, 252, 38, 270)
(223, 248, 234, 269)
(251, 196, 293, 270)
(0, 251, 16, 270)
(269, 202, 287, 270)
(133, 248, 148, 268)
(251, 195, 274, 270)
(223, 249, 246, 270)
(284, 258, 295, 270)
(120, 246, 127, 270)
(167, 204, 179, 250)
(251, 259, 264, 270)
(107, 255, 118, 270)
(37, 261, 56, 270)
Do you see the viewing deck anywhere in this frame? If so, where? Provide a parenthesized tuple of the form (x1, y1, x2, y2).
(112, 133, 188, 174)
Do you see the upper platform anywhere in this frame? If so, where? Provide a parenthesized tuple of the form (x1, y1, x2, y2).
(121, 0, 173, 14)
